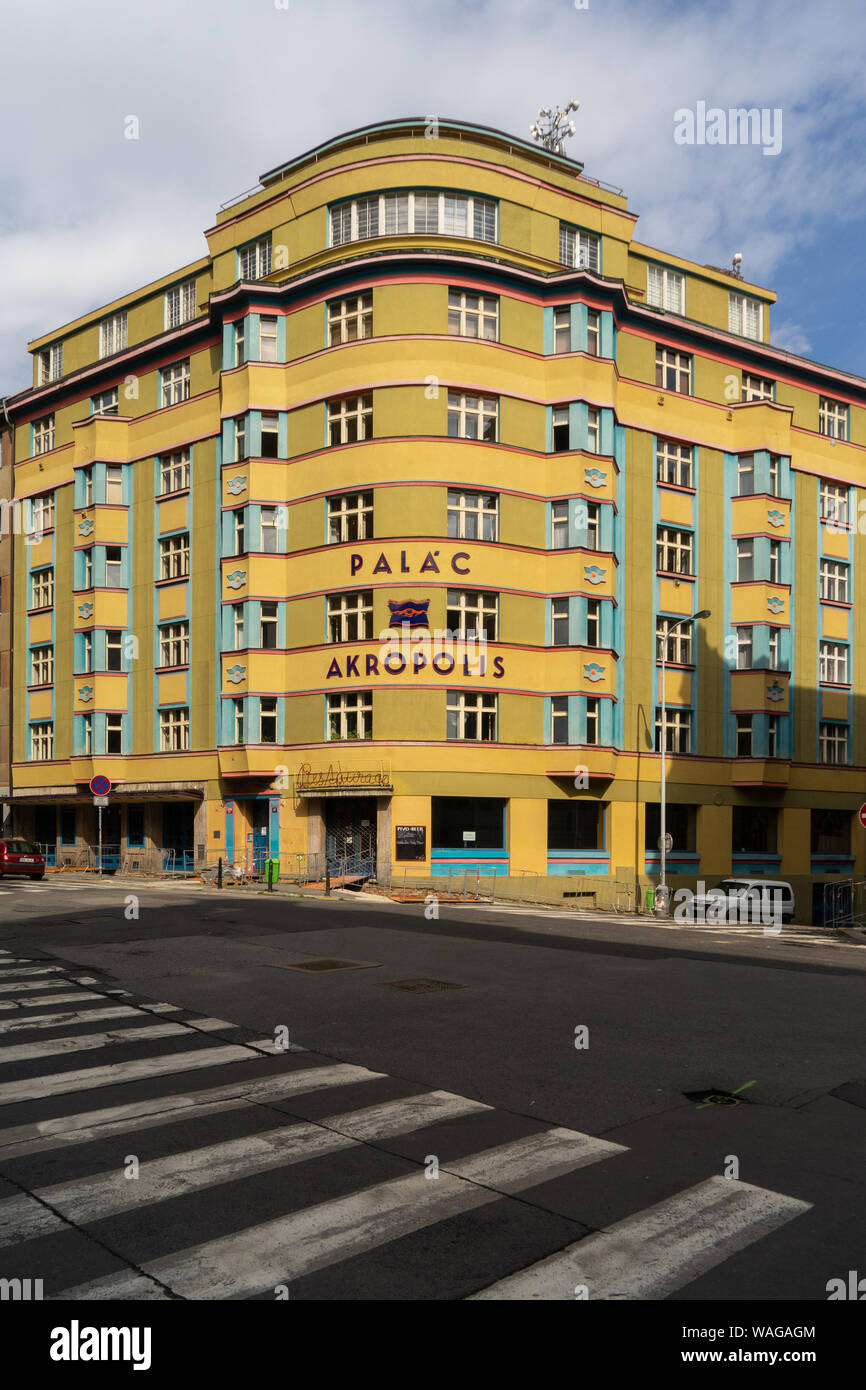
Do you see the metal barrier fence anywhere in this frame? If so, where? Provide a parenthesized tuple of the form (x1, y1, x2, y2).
(823, 879, 866, 930)
(383, 868, 641, 912)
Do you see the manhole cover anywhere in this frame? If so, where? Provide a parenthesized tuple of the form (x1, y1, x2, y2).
(684, 1089, 748, 1108)
(380, 978, 464, 993)
(272, 958, 379, 972)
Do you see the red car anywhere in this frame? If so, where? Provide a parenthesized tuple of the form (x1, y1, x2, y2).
(0, 840, 45, 880)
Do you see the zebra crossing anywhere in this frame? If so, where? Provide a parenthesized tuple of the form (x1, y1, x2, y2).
(0, 948, 812, 1300)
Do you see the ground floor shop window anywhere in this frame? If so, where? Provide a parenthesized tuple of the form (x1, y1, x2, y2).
(732, 805, 777, 854)
(644, 803, 696, 852)
(548, 800, 603, 850)
(431, 797, 506, 849)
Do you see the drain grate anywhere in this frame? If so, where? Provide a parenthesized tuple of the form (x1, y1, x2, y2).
(684, 1088, 749, 1108)
(272, 958, 379, 972)
(380, 978, 464, 993)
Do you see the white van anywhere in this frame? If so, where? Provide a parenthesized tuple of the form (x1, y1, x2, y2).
(676, 878, 795, 927)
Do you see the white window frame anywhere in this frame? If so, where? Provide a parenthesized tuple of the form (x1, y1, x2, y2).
(238, 238, 272, 281)
(37, 343, 63, 385)
(159, 707, 189, 752)
(820, 559, 848, 603)
(551, 501, 569, 550)
(586, 308, 601, 356)
(819, 722, 848, 765)
(656, 526, 693, 575)
(260, 602, 278, 649)
(447, 392, 498, 442)
(736, 714, 754, 757)
(327, 394, 373, 446)
(559, 224, 600, 272)
(326, 690, 372, 741)
(30, 645, 53, 686)
(648, 265, 685, 314)
(159, 533, 189, 580)
(232, 603, 245, 651)
(729, 293, 762, 340)
(446, 489, 498, 542)
(446, 589, 498, 640)
(742, 373, 774, 403)
(259, 315, 279, 361)
(327, 294, 373, 345)
(106, 714, 123, 755)
(768, 627, 781, 670)
(33, 415, 55, 456)
(329, 192, 497, 247)
(820, 480, 848, 526)
(161, 360, 190, 408)
(736, 539, 754, 582)
(656, 618, 692, 665)
(737, 454, 755, 496)
(446, 690, 497, 741)
(552, 598, 570, 647)
(159, 449, 190, 495)
(819, 397, 848, 441)
(327, 590, 374, 642)
(656, 439, 692, 487)
(819, 641, 848, 684)
(737, 627, 753, 670)
(30, 721, 53, 761)
(586, 408, 600, 454)
(585, 696, 600, 746)
(164, 280, 196, 330)
(260, 697, 278, 744)
(105, 465, 123, 505)
(551, 696, 569, 745)
(31, 567, 54, 609)
(553, 306, 571, 354)
(655, 346, 691, 394)
(99, 312, 127, 359)
(447, 290, 498, 341)
(655, 707, 691, 753)
(104, 546, 122, 588)
(91, 388, 119, 416)
(32, 493, 55, 531)
(328, 491, 374, 543)
(159, 621, 189, 668)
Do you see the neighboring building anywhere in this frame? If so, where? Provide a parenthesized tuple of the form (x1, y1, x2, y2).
(3, 116, 865, 907)
(0, 400, 12, 830)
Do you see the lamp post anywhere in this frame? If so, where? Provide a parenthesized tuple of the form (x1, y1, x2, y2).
(658, 609, 711, 910)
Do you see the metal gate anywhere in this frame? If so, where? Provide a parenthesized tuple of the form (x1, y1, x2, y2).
(325, 800, 376, 879)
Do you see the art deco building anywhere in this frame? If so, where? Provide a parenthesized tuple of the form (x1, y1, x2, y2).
(4, 117, 864, 908)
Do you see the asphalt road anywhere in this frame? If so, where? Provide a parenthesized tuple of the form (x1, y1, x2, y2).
(0, 876, 864, 1302)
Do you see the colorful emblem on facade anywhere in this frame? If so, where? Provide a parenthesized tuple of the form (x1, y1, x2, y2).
(767, 509, 785, 528)
(584, 467, 606, 488)
(77, 602, 94, 619)
(226, 476, 247, 495)
(766, 683, 784, 702)
(225, 664, 246, 684)
(387, 599, 430, 628)
(78, 518, 94, 537)
(226, 570, 246, 589)
(584, 662, 605, 682)
(77, 686, 94, 702)
(584, 564, 606, 585)
(767, 595, 785, 614)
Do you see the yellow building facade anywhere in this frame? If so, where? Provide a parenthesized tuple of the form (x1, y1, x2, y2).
(6, 118, 866, 913)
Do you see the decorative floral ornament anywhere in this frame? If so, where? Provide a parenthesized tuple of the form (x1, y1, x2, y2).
(225, 664, 246, 684)
(584, 662, 605, 682)
(766, 683, 784, 702)
(226, 570, 247, 589)
(584, 467, 607, 488)
(78, 685, 94, 702)
(226, 476, 247, 495)
(767, 509, 785, 528)
(767, 595, 785, 614)
(584, 564, 606, 585)
(78, 602, 94, 619)
(78, 518, 94, 537)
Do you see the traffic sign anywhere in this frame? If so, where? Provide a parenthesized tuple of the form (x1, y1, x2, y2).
(90, 774, 111, 796)
(859, 804, 866, 829)
(93, 795, 109, 808)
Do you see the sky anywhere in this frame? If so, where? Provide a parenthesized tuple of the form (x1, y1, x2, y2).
(2, 0, 866, 393)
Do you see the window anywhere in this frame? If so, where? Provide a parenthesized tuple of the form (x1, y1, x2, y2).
(655, 707, 691, 753)
(232, 603, 245, 650)
(647, 265, 685, 314)
(328, 293, 372, 345)
(585, 696, 599, 746)
(31, 722, 53, 761)
(819, 722, 848, 765)
(328, 590, 373, 642)
(559, 225, 600, 271)
(819, 641, 848, 684)
(37, 343, 63, 385)
(159, 621, 189, 668)
(820, 559, 848, 602)
(106, 714, 123, 754)
(60, 808, 77, 846)
(811, 808, 851, 854)
(328, 491, 374, 543)
(768, 627, 781, 669)
(105, 546, 123, 587)
(233, 698, 245, 745)
(238, 238, 271, 280)
(553, 307, 571, 354)
(259, 697, 278, 744)
(330, 192, 497, 246)
(768, 456, 780, 496)
(260, 602, 278, 649)
(549, 800, 602, 850)
(99, 313, 127, 359)
(260, 413, 279, 459)
(160, 707, 189, 751)
(232, 321, 245, 368)
(82, 549, 93, 589)
(233, 509, 246, 556)
(91, 388, 119, 416)
(586, 599, 600, 648)
(105, 466, 123, 505)
(446, 690, 497, 741)
(737, 454, 755, 496)
(82, 713, 93, 755)
(448, 290, 498, 341)
(447, 489, 497, 542)
(552, 599, 570, 646)
(261, 507, 282, 553)
(105, 630, 123, 671)
(81, 631, 93, 673)
(552, 406, 570, 453)
(327, 690, 372, 740)
(83, 467, 93, 507)
(447, 590, 498, 640)
(656, 527, 693, 575)
(767, 539, 783, 583)
(645, 803, 696, 852)
(737, 627, 753, 669)
(447, 392, 497, 442)
(586, 408, 600, 454)
(32, 493, 55, 532)
(586, 309, 600, 356)
(159, 533, 189, 580)
(161, 360, 190, 408)
(33, 415, 55, 455)
(126, 806, 144, 847)
(657, 618, 692, 665)
(768, 714, 780, 759)
(820, 480, 847, 526)
(655, 347, 691, 394)
(819, 397, 848, 441)
(234, 415, 247, 461)
(729, 293, 762, 339)
(164, 280, 196, 329)
(736, 539, 754, 582)
(585, 501, 600, 550)
(736, 714, 754, 757)
(657, 439, 692, 487)
(31, 645, 53, 685)
(259, 315, 278, 362)
(328, 394, 373, 446)
(552, 501, 569, 549)
(159, 449, 190, 494)
(742, 373, 774, 403)
(551, 697, 569, 744)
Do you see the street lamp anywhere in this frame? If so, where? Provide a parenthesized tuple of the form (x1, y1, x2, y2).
(658, 609, 711, 910)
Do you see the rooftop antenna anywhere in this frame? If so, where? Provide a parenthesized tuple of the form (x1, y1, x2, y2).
(732, 252, 743, 278)
(529, 99, 579, 156)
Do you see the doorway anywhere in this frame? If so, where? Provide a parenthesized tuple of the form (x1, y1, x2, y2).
(325, 799, 376, 876)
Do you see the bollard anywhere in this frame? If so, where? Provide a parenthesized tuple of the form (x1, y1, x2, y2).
(325, 866, 330, 896)
(217, 857, 223, 890)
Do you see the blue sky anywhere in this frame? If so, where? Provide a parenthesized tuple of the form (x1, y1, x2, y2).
(2, 0, 865, 392)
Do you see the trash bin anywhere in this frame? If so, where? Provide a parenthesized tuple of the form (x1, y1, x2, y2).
(265, 858, 280, 888)
(645, 888, 655, 913)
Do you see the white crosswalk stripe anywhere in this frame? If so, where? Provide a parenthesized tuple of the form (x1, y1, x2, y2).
(0, 991, 104, 1011)
(0, 1005, 151, 1034)
(0, 1043, 273, 1105)
(467, 1176, 812, 1299)
(0, 976, 99, 995)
